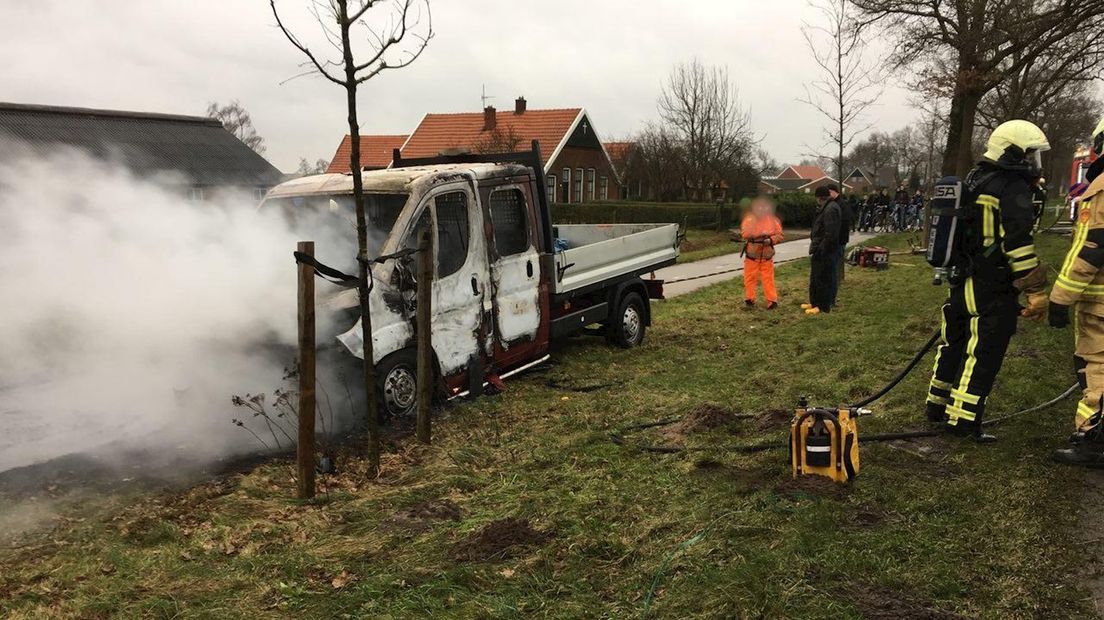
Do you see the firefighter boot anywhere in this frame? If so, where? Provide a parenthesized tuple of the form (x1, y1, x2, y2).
(945, 421, 998, 443)
(925, 403, 947, 426)
(1052, 431, 1104, 468)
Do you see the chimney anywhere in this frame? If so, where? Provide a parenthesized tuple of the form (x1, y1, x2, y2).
(514, 97, 527, 115)
(483, 105, 496, 130)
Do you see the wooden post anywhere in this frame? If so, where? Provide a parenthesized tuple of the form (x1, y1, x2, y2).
(416, 229, 433, 444)
(297, 241, 316, 499)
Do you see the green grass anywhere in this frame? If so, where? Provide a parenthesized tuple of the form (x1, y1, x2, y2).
(678, 228, 809, 263)
(1, 233, 1096, 619)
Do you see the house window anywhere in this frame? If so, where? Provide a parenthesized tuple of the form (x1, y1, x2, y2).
(253, 187, 267, 201)
(587, 169, 596, 201)
(600, 176, 609, 201)
(434, 191, 469, 277)
(488, 189, 530, 256)
(562, 168, 571, 204)
(546, 175, 557, 203)
(188, 186, 205, 201)
(574, 168, 583, 203)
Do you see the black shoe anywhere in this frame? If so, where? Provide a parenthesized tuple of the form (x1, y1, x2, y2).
(1052, 442, 1104, 467)
(744, 299, 755, 308)
(944, 422, 997, 443)
(766, 301, 779, 310)
(926, 403, 947, 425)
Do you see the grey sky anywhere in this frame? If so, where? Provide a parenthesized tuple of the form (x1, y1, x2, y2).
(2, 0, 918, 173)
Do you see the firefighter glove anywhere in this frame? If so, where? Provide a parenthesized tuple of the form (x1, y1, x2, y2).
(1048, 302, 1070, 329)
(1021, 291, 1049, 320)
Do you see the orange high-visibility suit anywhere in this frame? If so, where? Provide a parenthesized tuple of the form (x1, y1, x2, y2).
(741, 213, 784, 303)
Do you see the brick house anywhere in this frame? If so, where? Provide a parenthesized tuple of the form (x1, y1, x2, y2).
(398, 98, 622, 203)
(758, 164, 850, 195)
(325, 134, 408, 173)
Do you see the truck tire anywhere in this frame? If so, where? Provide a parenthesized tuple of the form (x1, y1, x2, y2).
(377, 349, 418, 419)
(608, 291, 646, 348)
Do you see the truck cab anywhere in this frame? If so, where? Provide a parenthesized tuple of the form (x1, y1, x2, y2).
(262, 143, 677, 417)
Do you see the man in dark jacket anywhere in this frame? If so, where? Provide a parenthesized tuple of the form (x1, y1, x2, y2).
(803, 186, 842, 315)
(829, 184, 852, 292)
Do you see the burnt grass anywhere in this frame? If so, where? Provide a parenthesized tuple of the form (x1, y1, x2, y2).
(0, 234, 1098, 618)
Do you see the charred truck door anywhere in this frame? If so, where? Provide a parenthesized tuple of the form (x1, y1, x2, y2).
(482, 181, 549, 369)
(411, 183, 493, 388)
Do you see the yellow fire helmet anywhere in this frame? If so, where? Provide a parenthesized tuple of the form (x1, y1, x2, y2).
(1093, 117, 1104, 155)
(983, 119, 1051, 165)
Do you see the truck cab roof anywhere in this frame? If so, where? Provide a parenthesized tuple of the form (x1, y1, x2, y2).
(264, 163, 534, 199)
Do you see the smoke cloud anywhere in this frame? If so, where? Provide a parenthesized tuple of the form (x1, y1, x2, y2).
(0, 148, 354, 475)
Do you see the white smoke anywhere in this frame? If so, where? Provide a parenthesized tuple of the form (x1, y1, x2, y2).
(0, 148, 355, 475)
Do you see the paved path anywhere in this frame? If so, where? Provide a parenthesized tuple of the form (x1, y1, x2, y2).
(656, 232, 878, 298)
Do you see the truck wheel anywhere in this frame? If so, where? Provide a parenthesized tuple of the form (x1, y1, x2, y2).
(608, 291, 646, 348)
(377, 349, 418, 419)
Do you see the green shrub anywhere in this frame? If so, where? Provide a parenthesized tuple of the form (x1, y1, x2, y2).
(550, 194, 818, 230)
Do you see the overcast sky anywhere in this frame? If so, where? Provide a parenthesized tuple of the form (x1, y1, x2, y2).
(2, 0, 920, 172)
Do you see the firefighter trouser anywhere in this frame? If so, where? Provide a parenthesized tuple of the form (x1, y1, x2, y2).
(743, 258, 777, 303)
(1073, 310, 1104, 433)
(927, 278, 1018, 427)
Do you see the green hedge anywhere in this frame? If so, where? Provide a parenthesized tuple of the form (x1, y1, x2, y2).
(550, 193, 819, 230)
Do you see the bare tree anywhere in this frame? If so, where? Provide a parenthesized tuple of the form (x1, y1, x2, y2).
(206, 100, 266, 154)
(658, 59, 756, 201)
(472, 126, 521, 154)
(800, 0, 881, 186)
(270, 0, 432, 477)
(914, 99, 948, 190)
(848, 130, 894, 188)
(624, 124, 684, 201)
(296, 157, 330, 176)
(851, 0, 1104, 176)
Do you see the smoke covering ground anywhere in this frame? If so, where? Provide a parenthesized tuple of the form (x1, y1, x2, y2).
(0, 148, 354, 476)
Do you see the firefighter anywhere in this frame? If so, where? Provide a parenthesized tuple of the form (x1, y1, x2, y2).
(925, 120, 1051, 442)
(740, 197, 784, 309)
(1031, 177, 1047, 232)
(803, 186, 841, 315)
(1049, 118, 1104, 466)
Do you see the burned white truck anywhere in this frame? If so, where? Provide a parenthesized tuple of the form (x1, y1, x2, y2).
(261, 143, 677, 416)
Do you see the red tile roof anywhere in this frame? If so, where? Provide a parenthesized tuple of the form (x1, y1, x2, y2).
(326, 134, 409, 173)
(401, 108, 583, 168)
(604, 141, 634, 166)
(777, 165, 828, 180)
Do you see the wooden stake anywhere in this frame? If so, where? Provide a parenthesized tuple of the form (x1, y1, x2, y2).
(297, 241, 316, 499)
(416, 229, 433, 444)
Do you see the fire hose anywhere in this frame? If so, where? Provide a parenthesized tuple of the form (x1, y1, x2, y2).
(610, 329, 1078, 454)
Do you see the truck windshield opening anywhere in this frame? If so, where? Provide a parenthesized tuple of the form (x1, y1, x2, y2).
(264, 192, 408, 272)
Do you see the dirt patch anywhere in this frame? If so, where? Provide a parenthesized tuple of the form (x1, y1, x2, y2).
(848, 509, 885, 528)
(755, 408, 792, 430)
(772, 475, 851, 500)
(386, 499, 462, 533)
(661, 404, 744, 443)
(451, 517, 552, 562)
(1079, 471, 1104, 617)
(846, 583, 964, 619)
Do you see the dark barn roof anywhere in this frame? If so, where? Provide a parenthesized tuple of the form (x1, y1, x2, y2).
(0, 102, 283, 187)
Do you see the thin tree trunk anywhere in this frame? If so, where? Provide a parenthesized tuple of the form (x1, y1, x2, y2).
(339, 1, 381, 476)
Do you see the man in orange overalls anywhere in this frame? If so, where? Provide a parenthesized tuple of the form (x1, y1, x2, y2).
(740, 197, 784, 309)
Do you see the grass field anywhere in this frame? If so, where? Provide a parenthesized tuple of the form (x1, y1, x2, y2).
(678, 228, 809, 263)
(1, 233, 1098, 619)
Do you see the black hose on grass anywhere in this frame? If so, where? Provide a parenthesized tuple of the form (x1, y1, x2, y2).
(848, 330, 941, 409)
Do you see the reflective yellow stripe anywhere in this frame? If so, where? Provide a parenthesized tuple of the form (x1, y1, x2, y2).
(1061, 221, 1090, 279)
(930, 378, 953, 391)
(977, 195, 1000, 208)
(952, 316, 981, 417)
(964, 278, 978, 315)
(1057, 274, 1090, 293)
(1078, 400, 1097, 422)
(947, 404, 976, 422)
(1005, 245, 1036, 259)
(950, 388, 981, 405)
(927, 394, 951, 405)
(1010, 256, 1040, 272)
